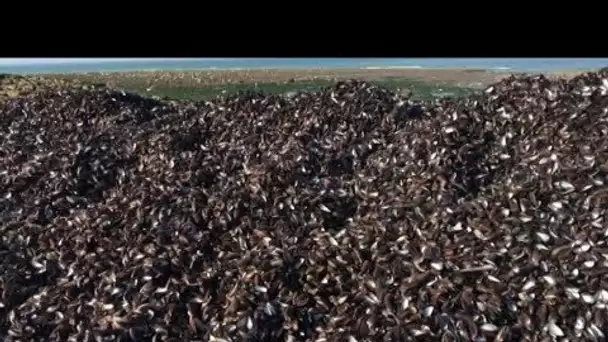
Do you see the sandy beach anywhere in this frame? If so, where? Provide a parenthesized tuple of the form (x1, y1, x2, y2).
(58, 68, 585, 89)
(1, 68, 587, 103)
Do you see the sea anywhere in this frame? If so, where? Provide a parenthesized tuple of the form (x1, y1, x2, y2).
(1, 58, 608, 74)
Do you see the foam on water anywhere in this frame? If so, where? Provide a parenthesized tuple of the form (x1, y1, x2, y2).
(363, 65, 423, 69)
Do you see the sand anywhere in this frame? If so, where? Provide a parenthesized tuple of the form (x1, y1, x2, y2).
(57, 68, 585, 89)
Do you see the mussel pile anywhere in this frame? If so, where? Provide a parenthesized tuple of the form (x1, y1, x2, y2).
(2, 69, 608, 341)
(0, 75, 92, 102)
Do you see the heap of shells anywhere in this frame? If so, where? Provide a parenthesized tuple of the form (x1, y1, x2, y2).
(0, 75, 96, 102)
(2, 68, 608, 342)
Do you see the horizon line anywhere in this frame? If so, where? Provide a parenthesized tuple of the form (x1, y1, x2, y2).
(0, 58, 237, 66)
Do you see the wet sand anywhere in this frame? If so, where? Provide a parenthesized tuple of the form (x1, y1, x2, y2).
(59, 68, 585, 89)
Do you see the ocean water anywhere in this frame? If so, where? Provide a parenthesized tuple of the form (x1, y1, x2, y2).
(1, 58, 608, 74)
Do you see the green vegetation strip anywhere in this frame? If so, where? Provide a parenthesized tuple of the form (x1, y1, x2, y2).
(1, 73, 481, 103)
(119, 78, 479, 102)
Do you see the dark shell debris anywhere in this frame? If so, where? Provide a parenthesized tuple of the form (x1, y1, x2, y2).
(2, 69, 608, 342)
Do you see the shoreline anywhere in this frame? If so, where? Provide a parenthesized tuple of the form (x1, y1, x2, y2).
(49, 68, 586, 89)
(1, 68, 589, 102)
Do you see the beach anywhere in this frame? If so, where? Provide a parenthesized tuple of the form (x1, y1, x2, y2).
(53, 68, 584, 102)
(58, 68, 583, 89)
(3, 63, 608, 340)
(0, 68, 587, 103)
